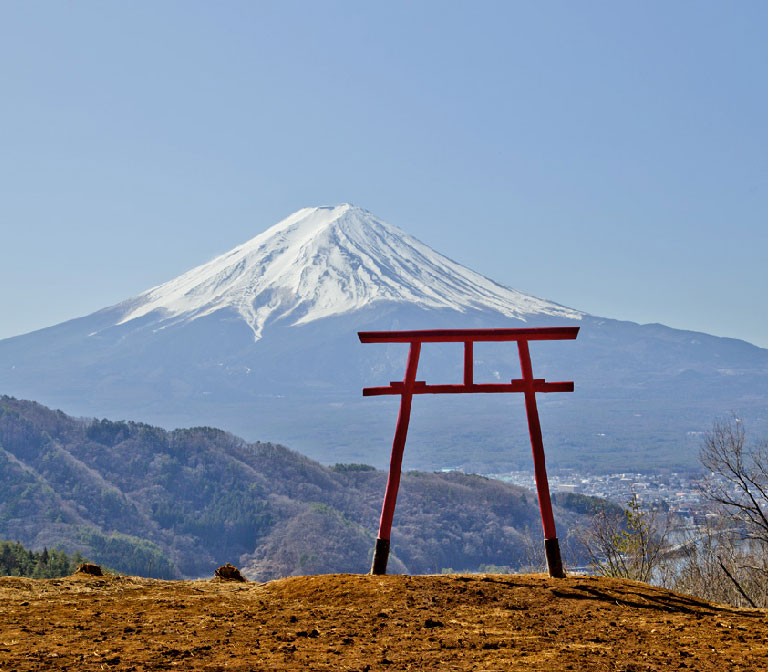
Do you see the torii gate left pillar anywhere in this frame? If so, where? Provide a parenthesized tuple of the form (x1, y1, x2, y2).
(359, 327, 579, 579)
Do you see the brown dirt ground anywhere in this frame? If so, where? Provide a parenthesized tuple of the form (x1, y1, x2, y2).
(1, 572, 766, 671)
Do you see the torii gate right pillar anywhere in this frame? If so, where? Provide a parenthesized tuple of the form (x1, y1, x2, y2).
(518, 339, 565, 578)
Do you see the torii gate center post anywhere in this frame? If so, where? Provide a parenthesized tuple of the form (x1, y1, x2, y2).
(359, 327, 579, 579)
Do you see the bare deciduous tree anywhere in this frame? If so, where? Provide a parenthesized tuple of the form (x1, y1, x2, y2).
(699, 416, 768, 545)
(694, 416, 768, 606)
(579, 495, 668, 583)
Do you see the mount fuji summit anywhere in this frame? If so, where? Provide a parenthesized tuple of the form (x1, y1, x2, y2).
(112, 204, 582, 339)
(1, 204, 767, 472)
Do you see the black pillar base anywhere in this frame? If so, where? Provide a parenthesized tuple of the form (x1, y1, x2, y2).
(370, 537, 390, 575)
(544, 537, 566, 578)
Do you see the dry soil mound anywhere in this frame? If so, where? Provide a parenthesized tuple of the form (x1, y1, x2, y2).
(0, 572, 765, 671)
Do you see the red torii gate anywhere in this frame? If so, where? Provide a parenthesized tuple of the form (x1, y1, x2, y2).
(359, 326, 579, 578)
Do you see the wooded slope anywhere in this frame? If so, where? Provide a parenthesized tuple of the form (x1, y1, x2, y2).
(0, 396, 589, 579)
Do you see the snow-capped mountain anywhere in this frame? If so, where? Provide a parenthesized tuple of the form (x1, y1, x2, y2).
(113, 204, 581, 340)
(1, 205, 767, 474)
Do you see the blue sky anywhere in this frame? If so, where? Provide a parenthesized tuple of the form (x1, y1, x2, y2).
(1, 1, 766, 347)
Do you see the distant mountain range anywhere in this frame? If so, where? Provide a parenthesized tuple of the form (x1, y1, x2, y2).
(0, 396, 596, 578)
(0, 204, 766, 472)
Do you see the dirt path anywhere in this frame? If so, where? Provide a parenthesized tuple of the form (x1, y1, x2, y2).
(1, 572, 765, 671)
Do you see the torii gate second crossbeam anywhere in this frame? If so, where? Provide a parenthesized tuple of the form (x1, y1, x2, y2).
(359, 327, 579, 578)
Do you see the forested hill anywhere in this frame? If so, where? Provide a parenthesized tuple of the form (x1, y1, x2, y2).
(0, 396, 589, 579)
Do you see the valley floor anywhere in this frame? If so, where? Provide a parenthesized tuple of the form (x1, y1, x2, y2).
(0, 571, 765, 671)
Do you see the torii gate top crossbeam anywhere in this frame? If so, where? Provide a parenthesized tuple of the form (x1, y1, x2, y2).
(359, 327, 578, 397)
(358, 326, 579, 343)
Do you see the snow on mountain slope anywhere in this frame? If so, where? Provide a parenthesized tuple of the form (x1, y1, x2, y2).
(115, 204, 582, 340)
